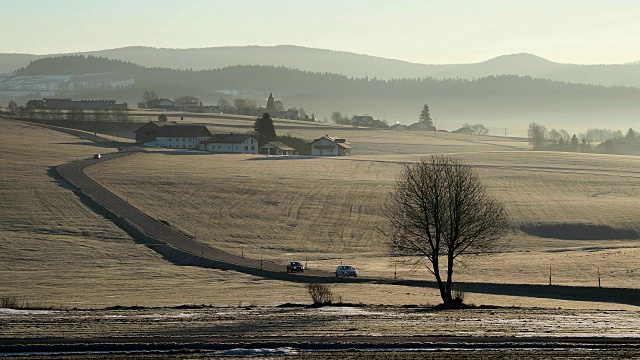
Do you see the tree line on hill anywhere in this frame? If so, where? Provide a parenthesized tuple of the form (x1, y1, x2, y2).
(17, 56, 640, 102)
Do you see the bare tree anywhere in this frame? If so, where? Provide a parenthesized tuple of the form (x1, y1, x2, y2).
(142, 90, 158, 105)
(528, 122, 547, 150)
(381, 155, 509, 305)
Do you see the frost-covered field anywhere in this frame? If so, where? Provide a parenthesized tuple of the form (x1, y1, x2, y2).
(3, 306, 640, 358)
(3, 306, 640, 339)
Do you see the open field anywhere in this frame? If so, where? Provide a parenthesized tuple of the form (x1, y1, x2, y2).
(3, 118, 640, 310)
(43, 111, 531, 154)
(85, 148, 640, 292)
(0, 120, 313, 308)
(170, 113, 531, 154)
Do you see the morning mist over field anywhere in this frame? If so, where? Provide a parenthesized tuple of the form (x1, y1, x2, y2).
(2, 1, 640, 358)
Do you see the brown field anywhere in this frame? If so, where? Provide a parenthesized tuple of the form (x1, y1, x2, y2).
(3, 118, 640, 310)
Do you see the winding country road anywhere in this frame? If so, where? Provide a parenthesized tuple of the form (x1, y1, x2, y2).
(57, 150, 338, 281)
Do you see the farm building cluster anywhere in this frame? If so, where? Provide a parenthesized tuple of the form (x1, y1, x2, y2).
(134, 121, 351, 156)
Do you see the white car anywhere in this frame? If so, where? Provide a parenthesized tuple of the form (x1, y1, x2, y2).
(335, 265, 358, 277)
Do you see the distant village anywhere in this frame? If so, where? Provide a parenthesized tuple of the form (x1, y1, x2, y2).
(134, 120, 351, 156)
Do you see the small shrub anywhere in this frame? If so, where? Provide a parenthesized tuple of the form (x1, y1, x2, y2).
(306, 283, 333, 305)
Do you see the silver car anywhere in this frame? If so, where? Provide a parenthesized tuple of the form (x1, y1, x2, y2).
(335, 265, 358, 277)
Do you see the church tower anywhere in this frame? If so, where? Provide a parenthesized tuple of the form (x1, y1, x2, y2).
(266, 92, 275, 113)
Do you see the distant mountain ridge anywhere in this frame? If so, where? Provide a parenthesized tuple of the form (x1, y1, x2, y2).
(1, 46, 639, 88)
(4, 55, 639, 136)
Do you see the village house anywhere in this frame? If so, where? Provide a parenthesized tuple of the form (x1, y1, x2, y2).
(25, 99, 46, 109)
(310, 135, 351, 156)
(202, 105, 222, 113)
(261, 141, 295, 155)
(42, 98, 127, 111)
(176, 99, 201, 112)
(147, 98, 175, 109)
(155, 125, 213, 149)
(199, 133, 259, 154)
(133, 121, 179, 143)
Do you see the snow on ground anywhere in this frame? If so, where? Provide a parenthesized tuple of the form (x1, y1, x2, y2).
(0, 308, 56, 315)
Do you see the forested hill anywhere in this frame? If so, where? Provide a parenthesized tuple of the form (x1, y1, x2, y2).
(14, 55, 640, 134)
(16, 55, 141, 75)
(2, 45, 640, 87)
(19, 55, 640, 100)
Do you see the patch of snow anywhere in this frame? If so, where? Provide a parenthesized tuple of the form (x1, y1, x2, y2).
(0, 308, 55, 315)
(218, 347, 298, 355)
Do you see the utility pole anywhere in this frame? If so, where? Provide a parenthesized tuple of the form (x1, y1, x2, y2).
(504, 128, 507, 137)
(598, 267, 601, 288)
(549, 265, 552, 286)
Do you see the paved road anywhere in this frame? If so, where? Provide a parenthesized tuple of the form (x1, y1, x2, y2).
(56, 147, 337, 281)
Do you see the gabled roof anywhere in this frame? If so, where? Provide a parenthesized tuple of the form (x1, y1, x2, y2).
(157, 125, 212, 138)
(202, 133, 256, 144)
(133, 121, 178, 133)
(312, 134, 349, 146)
(262, 141, 295, 151)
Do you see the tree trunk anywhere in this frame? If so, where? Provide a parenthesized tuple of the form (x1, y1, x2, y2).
(432, 259, 448, 304)
(445, 253, 455, 304)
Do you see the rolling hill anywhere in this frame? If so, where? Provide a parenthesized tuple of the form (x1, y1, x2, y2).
(1, 46, 640, 88)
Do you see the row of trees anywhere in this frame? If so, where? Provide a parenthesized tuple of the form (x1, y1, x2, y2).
(462, 123, 489, 135)
(526, 122, 639, 153)
(527, 123, 590, 152)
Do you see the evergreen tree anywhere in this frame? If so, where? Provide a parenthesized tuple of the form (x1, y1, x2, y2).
(253, 112, 277, 145)
(570, 134, 579, 151)
(580, 137, 592, 152)
(419, 103, 434, 130)
(626, 128, 636, 140)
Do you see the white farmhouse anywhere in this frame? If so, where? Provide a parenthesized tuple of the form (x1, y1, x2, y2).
(199, 133, 259, 154)
(155, 125, 213, 149)
(261, 141, 295, 155)
(310, 135, 351, 156)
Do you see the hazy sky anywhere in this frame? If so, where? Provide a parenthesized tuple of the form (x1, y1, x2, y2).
(2, 0, 638, 64)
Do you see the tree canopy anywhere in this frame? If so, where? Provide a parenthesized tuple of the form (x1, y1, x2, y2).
(382, 155, 510, 305)
(253, 112, 277, 145)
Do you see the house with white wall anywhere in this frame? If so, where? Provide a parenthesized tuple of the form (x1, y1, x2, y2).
(155, 125, 213, 149)
(261, 141, 295, 155)
(310, 135, 351, 156)
(199, 133, 259, 154)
